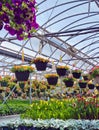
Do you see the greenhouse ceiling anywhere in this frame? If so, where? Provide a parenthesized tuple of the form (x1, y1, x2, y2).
(0, 0, 99, 75)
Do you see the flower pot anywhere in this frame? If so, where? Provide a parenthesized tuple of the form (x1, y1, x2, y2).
(35, 61, 47, 71)
(40, 89, 45, 92)
(72, 72, 81, 79)
(19, 82, 25, 90)
(0, 90, 2, 93)
(96, 86, 99, 90)
(15, 71, 30, 81)
(18, 126, 33, 130)
(64, 80, 74, 87)
(2, 126, 15, 130)
(56, 68, 67, 76)
(83, 76, 89, 81)
(1, 81, 8, 87)
(94, 76, 99, 84)
(47, 85, 50, 89)
(47, 77, 58, 85)
(79, 82, 87, 88)
(17, 92, 22, 96)
(88, 84, 95, 89)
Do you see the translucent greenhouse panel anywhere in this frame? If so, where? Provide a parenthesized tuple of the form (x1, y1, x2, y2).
(1, 41, 22, 52)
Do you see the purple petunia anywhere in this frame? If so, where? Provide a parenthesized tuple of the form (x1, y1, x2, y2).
(0, 0, 39, 40)
(12, 0, 22, 6)
(0, 2, 2, 11)
(2, 13, 9, 23)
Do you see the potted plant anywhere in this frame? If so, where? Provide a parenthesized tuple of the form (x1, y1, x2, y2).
(95, 84, 99, 90)
(0, 0, 38, 40)
(11, 65, 35, 81)
(82, 74, 90, 81)
(88, 81, 95, 89)
(90, 66, 99, 78)
(19, 81, 26, 90)
(72, 69, 82, 79)
(45, 73, 59, 85)
(32, 57, 49, 71)
(0, 77, 9, 87)
(0, 87, 4, 93)
(78, 80, 87, 88)
(63, 76, 74, 87)
(56, 65, 69, 77)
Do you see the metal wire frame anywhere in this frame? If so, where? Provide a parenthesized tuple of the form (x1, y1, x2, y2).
(0, 0, 98, 72)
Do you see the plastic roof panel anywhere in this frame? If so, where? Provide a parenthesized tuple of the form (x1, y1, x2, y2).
(0, 0, 99, 74)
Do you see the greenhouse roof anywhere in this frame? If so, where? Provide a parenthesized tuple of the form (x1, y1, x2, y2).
(0, 0, 99, 75)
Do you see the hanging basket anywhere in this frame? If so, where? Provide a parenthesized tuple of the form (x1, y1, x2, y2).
(0, 90, 3, 93)
(19, 82, 25, 90)
(64, 80, 74, 87)
(15, 71, 30, 81)
(1, 81, 8, 87)
(88, 84, 95, 89)
(56, 68, 67, 77)
(94, 76, 99, 84)
(35, 61, 47, 71)
(47, 77, 58, 85)
(72, 72, 81, 79)
(96, 86, 99, 90)
(79, 82, 87, 88)
(83, 76, 89, 81)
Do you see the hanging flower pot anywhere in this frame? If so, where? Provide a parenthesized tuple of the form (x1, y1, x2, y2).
(0, 76, 9, 87)
(78, 80, 87, 88)
(88, 84, 95, 89)
(83, 74, 90, 81)
(19, 82, 25, 90)
(45, 74, 58, 85)
(0, 87, 3, 93)
(0, 81, 8, 87)
(32, 57, 49, 71)
(0, 0, 39, 40)
(63, 77, 74, 87)
(96, 84, 99, 90)
(72, 69, 82, 79)
(11, 65, 35, 81)
(56, 65, 69, 77)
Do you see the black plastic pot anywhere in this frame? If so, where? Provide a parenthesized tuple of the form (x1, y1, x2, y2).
(18, 126, 33, 130)
(19, 82, 25, 90)
(47, 85, 50, 89)
(1, 81, 8, 87)
(79, 82, 87, 88)
(96, 86, 99, 90)
(47, 77, 58, 85)
(56, 68, 67, 77)
(83, 76, 89, 81)
(15, 71, 30, 81)
(0, 90, 3, 93)
(88, 84, 95, 89)
(35, 61, 47, 71)
(72, 72, 81, 79)
(2, 126, 15, 130)
(64, 80, 74, 87)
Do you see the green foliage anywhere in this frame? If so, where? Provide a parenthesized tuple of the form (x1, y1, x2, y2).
(0, 99, 30, 116)
(21, 98, 99, 120)
(91, 68, 99, 78)
(63, 77, 75, 82)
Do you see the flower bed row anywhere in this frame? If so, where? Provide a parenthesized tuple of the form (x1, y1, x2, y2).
(0, 119, 99, 130)
(21, 98, 99, 120)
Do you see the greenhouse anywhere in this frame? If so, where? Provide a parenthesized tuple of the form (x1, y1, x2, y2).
(0, 0, 99, 130)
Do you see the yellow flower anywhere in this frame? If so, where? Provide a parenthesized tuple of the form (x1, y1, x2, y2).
(32, 57, 49, 63)
(11, 65, 35, 72)
(56, 65, 70, 70)
(45, 73, 59, 78)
